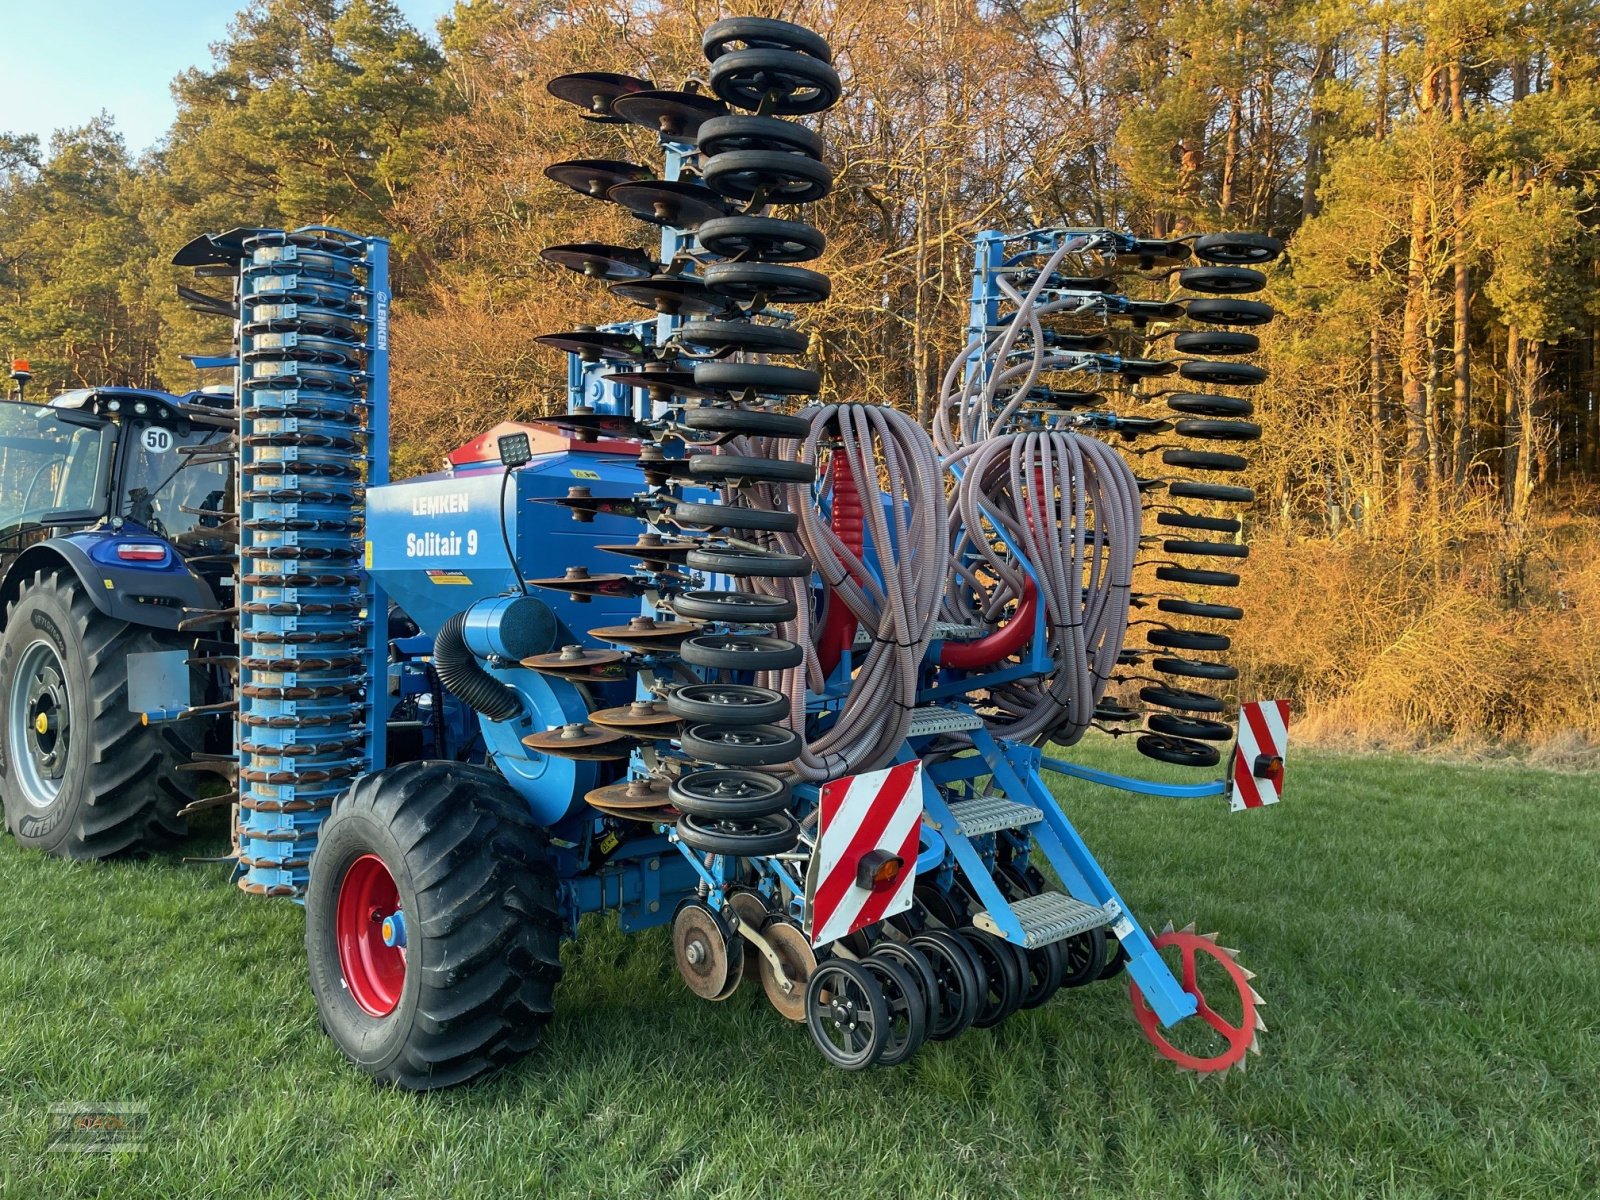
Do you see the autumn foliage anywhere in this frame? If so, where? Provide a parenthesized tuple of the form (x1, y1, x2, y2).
(2, 0, 1599, 751)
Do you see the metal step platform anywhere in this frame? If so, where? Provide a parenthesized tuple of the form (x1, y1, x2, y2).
(972, 891, 1113, 949)
(905, 706, 985, 738)
(852, 621, 986, 651)
(945, 794, 1042, 836)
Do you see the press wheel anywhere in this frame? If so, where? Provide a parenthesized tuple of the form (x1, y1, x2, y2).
(907, 930, 982, 1041)
(859, 954, 928, 1067)
(805, 960, 889, 1070)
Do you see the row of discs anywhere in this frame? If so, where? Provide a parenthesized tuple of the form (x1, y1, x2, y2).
(536, 17, 842, 853)
(1128, 234, 1281, 768)
(232, 230, 375, 896)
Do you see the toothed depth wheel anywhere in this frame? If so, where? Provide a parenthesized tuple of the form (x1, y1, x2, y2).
(1129, 926, 1265, 1076)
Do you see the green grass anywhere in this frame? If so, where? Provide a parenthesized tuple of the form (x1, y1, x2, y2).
(1, 741, 1597, 1199)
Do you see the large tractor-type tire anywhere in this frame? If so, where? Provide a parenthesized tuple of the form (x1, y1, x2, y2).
(305, 761, 565, 1091)
(0, 570, 201, 859)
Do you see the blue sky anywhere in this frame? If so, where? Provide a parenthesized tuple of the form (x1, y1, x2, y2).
(0, 0, 459, 157)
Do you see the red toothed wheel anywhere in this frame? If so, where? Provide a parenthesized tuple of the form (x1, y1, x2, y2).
(1129, 924, 1265, 1076)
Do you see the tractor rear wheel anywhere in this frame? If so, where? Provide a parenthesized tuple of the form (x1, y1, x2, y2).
(304, 761, 564, 1091)
(0, 570, 201, 859)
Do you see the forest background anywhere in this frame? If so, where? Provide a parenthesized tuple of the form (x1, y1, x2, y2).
(4, 0, 1599, 757)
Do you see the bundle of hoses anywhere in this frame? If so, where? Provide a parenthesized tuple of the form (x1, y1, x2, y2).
(933, 239, 1095, 456)
(731, 404, 947, 781)
(943, 431, 1141, 745)
(930, 239, 1143, 746)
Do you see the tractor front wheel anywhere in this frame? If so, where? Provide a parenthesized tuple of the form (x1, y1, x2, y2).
(304, 761, 565, 1090)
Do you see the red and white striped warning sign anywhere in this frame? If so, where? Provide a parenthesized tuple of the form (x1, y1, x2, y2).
(803, 761, 923, 948)
(1230, 699, 1291, 811)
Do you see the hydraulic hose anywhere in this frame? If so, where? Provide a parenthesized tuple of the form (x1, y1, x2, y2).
(433, 612, 522, 723)
(731, 403, 949, 782)
(944, 431, 1141, 745)
(934, 233, 1143, 747)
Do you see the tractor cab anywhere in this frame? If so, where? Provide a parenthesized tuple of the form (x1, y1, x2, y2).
(0, 386, 235, 570)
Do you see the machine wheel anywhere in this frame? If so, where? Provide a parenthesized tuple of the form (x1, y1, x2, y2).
(1136, 734, 1223, 768)
(913, 881, 967, 927)
(0, 570, 202, 859)
(1015, 940, 1068, 1009)
(696, 215, 825, 263)
(1194, 231, 1283, 264)
(1168, 480, 1255, 504)
(1166, 392, 1255, 418)
(676, 811, 801, 856)
(1178, 266, 1267, 294)
(666, 683, 790, 725)
(870, 940, 941, 1025)
(304, 761, 563, 1090)
(680, 633, 804, 672)
(859, 953, 928, 1066)
(710, 48, 842, 115)
(703, 150, 834, 204)
(907, 931, 982, 1040)
(682, 405, 812, 438)
(685, 546, 813, 576)
(680, 722, 800, 766)
(1172, 330, 1259, 357)
(670, 589, 798, 623)
(703, 16, 833, 64)
(1179, 360, 1268, 387)
(1185, 298, 1275, 327)
(805, 960, 889, 1070)
(669, 768, 792, 818)
(696, 113, 824, 158)
(957, 929, 1025, 1028)
(1059, 926, 1109, 988)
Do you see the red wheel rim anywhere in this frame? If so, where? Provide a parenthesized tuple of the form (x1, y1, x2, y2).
(335, 854, 406, 1017)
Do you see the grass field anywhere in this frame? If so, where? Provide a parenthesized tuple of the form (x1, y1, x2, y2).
(1, 741, 1596, 1199)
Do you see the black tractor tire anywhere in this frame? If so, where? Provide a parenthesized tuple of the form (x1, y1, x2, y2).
(0, 570, 202, 859)
(304, 760, 564, 1091)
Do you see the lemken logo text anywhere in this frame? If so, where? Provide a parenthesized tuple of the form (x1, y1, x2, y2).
(412, 493, 470, 516)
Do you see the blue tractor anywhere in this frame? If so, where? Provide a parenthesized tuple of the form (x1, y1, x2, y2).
(0, 377, 234, 857)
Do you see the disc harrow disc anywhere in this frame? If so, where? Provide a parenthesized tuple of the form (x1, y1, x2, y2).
(585, 777, 674, 810)
(673, 901, 744, 1001)
(521, 645, 628, 681)
(610, 275, 731, 317)
(544, 158, 652, 199)
(757, 920, 819, 1022)
(604, 367, 725, 400)
(534, 330, 648, 361)
(587, 617, 697, 650)
(540, 242, 656, 281)
(597, 537, 701, 568)
(587, 700, 683, 733)
(611, 89, 727, 139)
(546, 71, 654, 121)
(522, 722, 634, 760)
(608, 181, 730, 230)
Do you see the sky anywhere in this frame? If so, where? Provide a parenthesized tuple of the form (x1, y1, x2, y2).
(0, 0, 460, 157)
